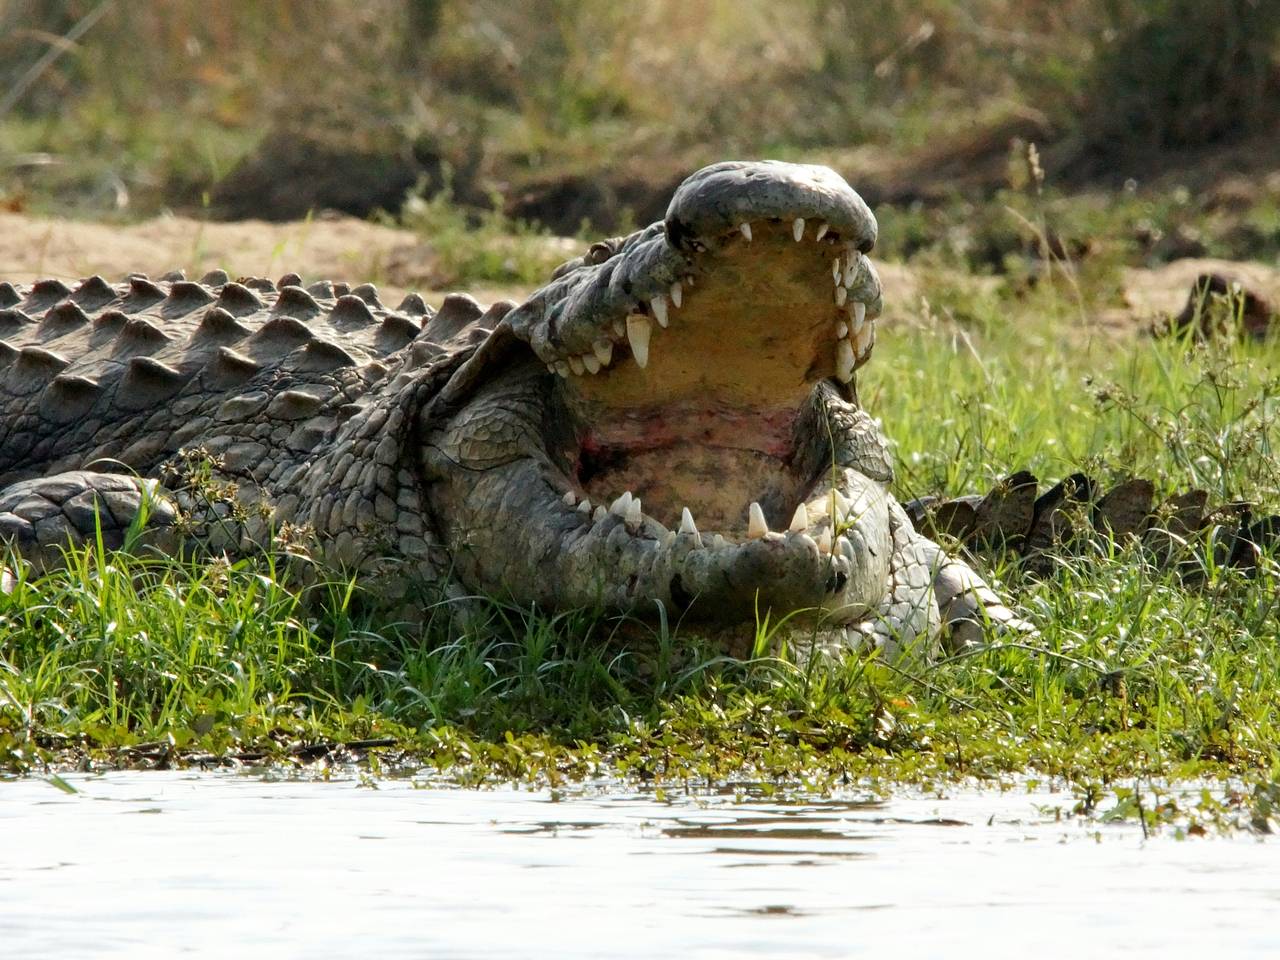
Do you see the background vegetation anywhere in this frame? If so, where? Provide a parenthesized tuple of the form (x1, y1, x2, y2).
(2, 0, 1278, 235)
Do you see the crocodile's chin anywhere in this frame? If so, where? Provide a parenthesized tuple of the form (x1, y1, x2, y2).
(556, 220, 877, 540)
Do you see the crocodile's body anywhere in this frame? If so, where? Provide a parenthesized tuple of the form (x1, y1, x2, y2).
(0, 162, 1036, 657)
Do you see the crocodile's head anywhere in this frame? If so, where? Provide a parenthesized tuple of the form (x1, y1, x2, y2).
(425, 161, 895, 625)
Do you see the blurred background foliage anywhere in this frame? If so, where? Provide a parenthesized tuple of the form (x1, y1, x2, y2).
(1, 0, 1278, 241)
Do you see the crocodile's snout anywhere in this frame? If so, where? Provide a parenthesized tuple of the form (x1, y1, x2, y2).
(663, 160, 878, 256)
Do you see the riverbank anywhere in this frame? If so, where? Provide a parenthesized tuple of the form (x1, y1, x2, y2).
(2, 260, 1277, 831)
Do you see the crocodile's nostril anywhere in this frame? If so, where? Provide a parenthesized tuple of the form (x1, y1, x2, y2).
(669, 573, 693, 611)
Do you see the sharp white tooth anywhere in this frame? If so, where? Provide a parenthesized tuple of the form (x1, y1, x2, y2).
(853, 301, 866, 331)
(568, 355, 585, 376)
(626, 316, 652, 368)
(833, 488, 852, 519)
(836, 339, 855, 382)
(650, 295, 668, 328)
(562, 490, 577, 506)
(832, 258, 842, 283)
(835, 286, 847, 306)
(836, 320, 849, 338)
(625, 496, 643, 526)
(793, 218, 805, 242)
(815, 222, 829, 241)
(679, 508, 698, 535)
(610, 491, 633, 517)
(582, 353, 601, 374)
(712, 534, 727, 550)
(613, 319, 626, 337)
(593, 338, 614, 366)
(593, 505, 607, 523)
(546, 363, 556, 374)
(577, 498, 592, 514)
(856, 322, 876, 357)
(747, 502, 768, 539)
(670, 281, 683, 308)
(816, 528, 833, 553)
(554, 360, 571, 378)
(663, 530, 677, 548)
(677, 509, 704, 547)
(844, 251, 862, 287)
(789, 502, 809, 533)
(739, 222, 753, 241)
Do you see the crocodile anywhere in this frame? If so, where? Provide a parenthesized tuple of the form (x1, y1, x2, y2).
(0, 161, 1266, 659)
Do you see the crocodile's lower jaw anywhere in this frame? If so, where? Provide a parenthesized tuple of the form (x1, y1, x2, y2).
(558, 220, 876, 542)
(578, 443, 810, 540)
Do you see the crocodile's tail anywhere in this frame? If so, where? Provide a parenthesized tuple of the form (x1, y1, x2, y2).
(906, 472, 1279, 578)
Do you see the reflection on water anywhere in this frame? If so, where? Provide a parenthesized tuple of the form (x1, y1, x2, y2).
(0, 772, 1276, 959)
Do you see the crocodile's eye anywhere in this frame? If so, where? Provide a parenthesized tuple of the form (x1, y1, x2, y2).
(551, 240, 617, 281)
(585, 241, 615, 265)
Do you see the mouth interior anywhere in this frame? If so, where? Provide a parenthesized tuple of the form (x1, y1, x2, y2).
(563, 221, 855, 537)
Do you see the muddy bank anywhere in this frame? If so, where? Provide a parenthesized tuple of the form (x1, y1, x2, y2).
(0, 210, 529, 308)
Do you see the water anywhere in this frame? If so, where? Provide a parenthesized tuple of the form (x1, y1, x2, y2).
(1, 772, 1276, 959)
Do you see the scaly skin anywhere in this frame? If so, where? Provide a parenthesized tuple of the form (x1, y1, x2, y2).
(0, 161, 1030, 659)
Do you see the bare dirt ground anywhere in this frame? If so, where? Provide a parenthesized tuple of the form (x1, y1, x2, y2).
(2, 211, 1277, 329)
(1120, 259, 1280, 321)
(0, 210, 449, 306)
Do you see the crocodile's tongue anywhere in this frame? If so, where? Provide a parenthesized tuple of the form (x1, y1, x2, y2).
(560, 222, 865, 537)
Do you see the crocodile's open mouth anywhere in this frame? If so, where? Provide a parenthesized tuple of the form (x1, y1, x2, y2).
(565, 222, 877, 541)
(527, 162, 881, 548)
(450, 160, 894, 621)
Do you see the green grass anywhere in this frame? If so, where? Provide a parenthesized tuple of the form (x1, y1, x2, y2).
(2, 280, 1278, 835)
(876, 183, 1280, 274)
(395, 178, 580, 286)
(0, 109, 257, 218)
(870, 278, 1280, 498)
